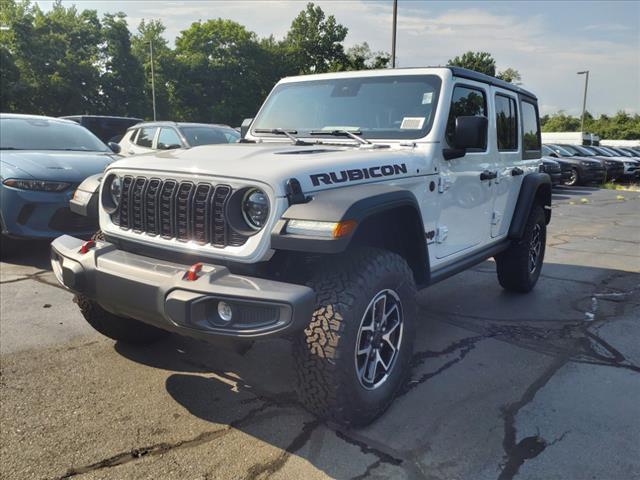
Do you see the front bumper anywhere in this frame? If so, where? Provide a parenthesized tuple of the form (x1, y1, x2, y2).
(50, 235, 315, 339)
(581, 167, 606, 183)
(1, 186, 96, 238)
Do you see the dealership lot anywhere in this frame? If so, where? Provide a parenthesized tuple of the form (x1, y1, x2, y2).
(1, 187, 639, 480)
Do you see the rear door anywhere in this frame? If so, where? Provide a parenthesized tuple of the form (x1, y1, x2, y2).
(490, 89, 520, 238)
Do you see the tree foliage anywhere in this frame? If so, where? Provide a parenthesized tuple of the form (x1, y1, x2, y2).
(541, 111, 640, 140)
(2, 3, 636, 139)
(447, 51, 522, 84)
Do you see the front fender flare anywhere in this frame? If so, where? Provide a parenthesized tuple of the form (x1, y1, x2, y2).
(271, 183, 425, 255)
(508, 172, 552, 240)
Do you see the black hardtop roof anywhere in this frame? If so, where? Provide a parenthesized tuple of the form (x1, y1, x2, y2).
(447, 66, 537, 100)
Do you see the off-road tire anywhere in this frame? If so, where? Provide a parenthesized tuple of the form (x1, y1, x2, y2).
(495, 205, 546, 293)
(293, 248, 417, 427)
(76, 295, 169, 344)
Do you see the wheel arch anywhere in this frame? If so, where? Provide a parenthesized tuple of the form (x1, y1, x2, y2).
(271, 183, 430, 285)
(508, 172, 552, 240)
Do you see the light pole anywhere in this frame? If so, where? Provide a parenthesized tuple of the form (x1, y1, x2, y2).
(150, 40, 157, 121)
(391, 0, 397, 68)
(577, 70, 589, 133)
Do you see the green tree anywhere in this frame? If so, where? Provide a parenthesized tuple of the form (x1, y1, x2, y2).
(496, 67, 522, 84)
(345, 42, 390, 70)
(447, 51, 496, 76)
(1, 0, 102, 115)
(285, 2, 348, 74)
(99, 13, 146, 116)
(541, 112, 581, 132)
(172, 19, 273, 124)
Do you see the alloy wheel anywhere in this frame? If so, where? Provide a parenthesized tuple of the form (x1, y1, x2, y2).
(355, 289, 404, 390)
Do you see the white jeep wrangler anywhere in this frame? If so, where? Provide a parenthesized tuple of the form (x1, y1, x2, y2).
(51, 67, 550, 427)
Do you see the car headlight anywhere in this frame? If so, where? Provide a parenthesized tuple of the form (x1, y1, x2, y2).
(580, 161, 594, 166)
(109, 176, 122, 206)
(2, 179, 70, 192)
(241, 188, 269, 230)
(102, 174, 122, 214)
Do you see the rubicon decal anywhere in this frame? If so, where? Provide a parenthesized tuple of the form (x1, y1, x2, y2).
(310, 163, 408, 186)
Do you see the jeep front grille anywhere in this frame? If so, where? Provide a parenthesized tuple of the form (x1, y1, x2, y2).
(114, 176, 248, 248)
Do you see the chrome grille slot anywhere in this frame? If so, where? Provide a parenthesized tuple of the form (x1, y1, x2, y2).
(110, 176, 248, 248)
(175, 182, 195, 241)
(118, 176, 134, 229)
(159, 180, 177, 238)
(131, 177, 147, 231)
(192, 184, 212, 244)
(211, 185, 230, 247)
(144, 179, 162, 235)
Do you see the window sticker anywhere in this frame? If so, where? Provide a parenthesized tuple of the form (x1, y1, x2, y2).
(400, 117, 425, 130)
(422, 92, 433, 104)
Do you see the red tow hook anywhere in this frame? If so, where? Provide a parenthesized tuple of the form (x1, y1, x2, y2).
(79, 240, 95, 254)
(185, 262, 204, 281)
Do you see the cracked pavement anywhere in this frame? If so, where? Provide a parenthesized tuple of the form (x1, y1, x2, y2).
(1, 186, 639, 480)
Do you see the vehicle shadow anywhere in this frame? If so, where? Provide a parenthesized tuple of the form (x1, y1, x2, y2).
(113, 261, 640, 478)
(1, 239, 54, 270)
(553, 186, 599, 196)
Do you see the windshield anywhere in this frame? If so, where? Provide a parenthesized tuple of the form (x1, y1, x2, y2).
(252, 75, 442, 140)
(568, 145, 596, 156)
(182, 126, 239, 146)
(0, 117, 109, 152)
(549, 144, 574, 157)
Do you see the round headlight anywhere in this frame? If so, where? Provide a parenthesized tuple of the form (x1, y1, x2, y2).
(109, 176, 122, 206)
(241, 188, 269, 230)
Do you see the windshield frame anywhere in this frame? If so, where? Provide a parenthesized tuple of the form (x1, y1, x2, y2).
(250, 74, 443, 142)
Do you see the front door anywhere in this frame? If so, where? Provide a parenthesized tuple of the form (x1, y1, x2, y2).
(434, 83, 495, 259)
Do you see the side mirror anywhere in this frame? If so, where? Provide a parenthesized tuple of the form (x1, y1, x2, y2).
(443, 116, 488, 160)
(549, 152, 558, 158)
(108, 142, 121, 154)
(240, 118, 253, 139)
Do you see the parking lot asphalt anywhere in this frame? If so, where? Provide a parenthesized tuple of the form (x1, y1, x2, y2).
(1, 186, 639, 480)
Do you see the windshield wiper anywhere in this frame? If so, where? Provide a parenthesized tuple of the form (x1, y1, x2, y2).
(253, 128, 313, 146)
(0, 147, 23, 150)
(309, 129, 371, 145)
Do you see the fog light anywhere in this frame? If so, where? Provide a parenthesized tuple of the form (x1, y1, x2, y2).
(217, 301, 233, 323)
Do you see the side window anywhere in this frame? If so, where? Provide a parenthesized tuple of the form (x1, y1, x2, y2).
(157, 128, 182, 150)
(521, 101, 541, 152)
(128, 129, 139, 143)
(446, 85, 487, 150)
(495, 94, 518, 151)
(135, 127, 157, 148)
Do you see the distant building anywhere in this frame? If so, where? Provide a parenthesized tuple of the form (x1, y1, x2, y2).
(541, 131, 600, 146)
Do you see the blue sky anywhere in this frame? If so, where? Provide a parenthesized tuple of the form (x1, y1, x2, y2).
(35, 0, 640, 116)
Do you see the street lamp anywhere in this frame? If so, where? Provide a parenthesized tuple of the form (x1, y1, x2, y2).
(150, 40, 157, 121)
(577, 70, 589, 134)
(391, 0, 397, 68)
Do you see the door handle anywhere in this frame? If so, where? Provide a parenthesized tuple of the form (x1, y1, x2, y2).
(480, 170, 497, 181)
(511, 167, 524, 176)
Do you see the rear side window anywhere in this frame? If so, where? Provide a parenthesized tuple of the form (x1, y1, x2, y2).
(495, 94, 518, 151)
(136, 127, 157, 148)
(521, 101, 540, 152)
(446, 85, 487, 151)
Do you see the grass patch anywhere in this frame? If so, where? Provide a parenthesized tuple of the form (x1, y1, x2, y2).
(601, 182, 640, 192)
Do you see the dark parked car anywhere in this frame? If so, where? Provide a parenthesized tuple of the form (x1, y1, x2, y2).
(559, 144, 625, 181)
(542, 144, 605, 186)
(540, 157, 563, 186)
(61, 115, 143, 144)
